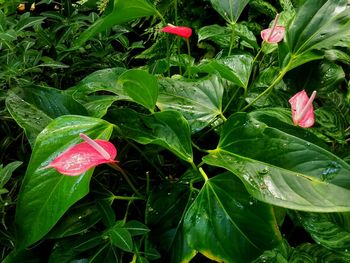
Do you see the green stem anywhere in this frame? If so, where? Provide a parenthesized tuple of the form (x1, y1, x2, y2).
(174, 0, 178, 25)
(241, 60, 292, 111)
(112, 195, 144, 201)
(192, 141, 210, 153)
(228, 23, 236, 56)
(199, 167, 209, 182)
(219, 112, 227, 122)
(223, 87, 243, 114)
(186, 38, 192, 78)
(109, 163, 144, 199)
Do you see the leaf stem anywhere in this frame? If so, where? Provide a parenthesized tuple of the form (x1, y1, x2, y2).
(242, 60, 292, 111)
(228, 22, 236, 56)
(186, 38, 192, 78)
(109, 162, 144, 199)
(199, 167, 209, 182)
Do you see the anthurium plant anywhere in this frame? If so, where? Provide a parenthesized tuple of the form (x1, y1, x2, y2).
(1, 0, 350, 262)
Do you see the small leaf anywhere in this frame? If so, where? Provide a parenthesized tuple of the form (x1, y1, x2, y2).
(0, 161, 22, 188)
(124, 220, 150, 236)
(118, 69, 158, 112)
(105, 223, 133, 252)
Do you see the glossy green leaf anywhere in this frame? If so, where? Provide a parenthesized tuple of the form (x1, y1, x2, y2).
(296, 211, 350, 253)
(15, 115, 114, 248)
(203, 112, 350, 212)
(146, 180, 196, 263)
(286, 0, 350, 55)
(196, 53, 253, 89)
(184, 172, 282, 262)
(67, 67, 127, 118)
(0, 161, 22, 188)
(281, 0, 350, 69)
(104, 222, 133, 252)
(209, 0, 250, 23)
(118, 69, 158, 112)
(109, 108, 193, 163)
(157, 75, 224, 133)
(6, 91, 52, 147)
(74, 0, 157, 47)
(46, 203, 101, 239)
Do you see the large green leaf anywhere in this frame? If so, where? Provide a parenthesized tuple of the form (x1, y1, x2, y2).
(184, 172, 282, 262)
(118, 69, 158, 112)
(280, 0, 350, 69)
(203, 112, 350, 212)
(209, 0, 250, 23)
(15, 115, 114, 248)
(196, 53, 253, 89)
(74, 0, 157, 47)
(157, 75, 224, 133)
(109, 108, 193, 163)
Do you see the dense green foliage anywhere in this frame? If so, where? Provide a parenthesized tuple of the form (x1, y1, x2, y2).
(1, 0, 350, 262)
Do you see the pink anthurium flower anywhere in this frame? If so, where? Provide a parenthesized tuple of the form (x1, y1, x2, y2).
(261, 14, 285, 43)
(289, 90, 317, 128)
(161, 24, 192, 39)
(44, 133, 117, 176)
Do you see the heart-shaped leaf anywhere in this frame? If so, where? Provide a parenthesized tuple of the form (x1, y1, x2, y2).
(109, 108, 193, 163)
(157, 75, 224, 133)
(184, 172, 282, 262)
(15, 115, 114, 248)
(203, 112, 350, 212)
(209, 0, 250, 23)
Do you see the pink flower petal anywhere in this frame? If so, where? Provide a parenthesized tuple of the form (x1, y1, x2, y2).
(45, 140, 117, 176)
(289, 90, 316, 128)
(161, 25, 192, 39)
(261, 26, 285, 43)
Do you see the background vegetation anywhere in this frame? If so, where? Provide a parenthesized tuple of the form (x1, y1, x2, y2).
(1, 0, 350, 262)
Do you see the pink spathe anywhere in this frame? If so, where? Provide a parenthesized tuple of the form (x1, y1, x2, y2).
(289, 90, 317, 128)
(261, 26, 285, 43)
(45, 137, 117, 176)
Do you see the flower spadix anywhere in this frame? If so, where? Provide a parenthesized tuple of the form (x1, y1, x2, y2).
(289, 90, 317, 128)
(44, 133, 117, 176)
(261, 14, 285, 43)
(161, 24, 192, 39)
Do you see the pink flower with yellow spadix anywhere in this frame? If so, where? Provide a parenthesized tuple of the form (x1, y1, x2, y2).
(261, 14, 285, 43)
(44, 133, 117, 176)
(161, 24, 192, 39)
(289, 90, 317, 128)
